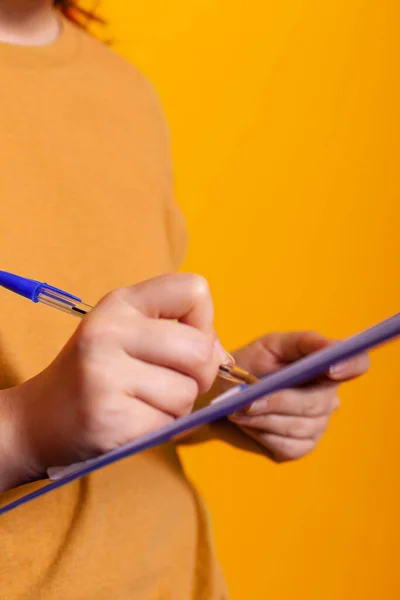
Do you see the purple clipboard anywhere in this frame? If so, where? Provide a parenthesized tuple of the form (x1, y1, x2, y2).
(1, 312, 399, 516)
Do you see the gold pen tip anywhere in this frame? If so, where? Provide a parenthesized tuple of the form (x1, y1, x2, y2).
(245, 373, 260, 385)
(225, 365, 259, 386)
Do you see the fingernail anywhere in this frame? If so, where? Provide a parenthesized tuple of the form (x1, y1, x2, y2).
(329, 361, 348, 377)
(215, 339, 235, 365)
(245, 398, 268, 415)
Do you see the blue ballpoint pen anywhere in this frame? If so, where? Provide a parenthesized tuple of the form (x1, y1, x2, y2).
(0, 270, 259, 386)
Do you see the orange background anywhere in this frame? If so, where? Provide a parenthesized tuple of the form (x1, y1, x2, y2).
(95, 1, 399, 598)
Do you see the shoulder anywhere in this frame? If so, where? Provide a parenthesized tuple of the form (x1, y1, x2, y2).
(68, 20, 161, 105)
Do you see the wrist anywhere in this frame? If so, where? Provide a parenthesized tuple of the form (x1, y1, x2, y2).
(0, 385, 43, 492)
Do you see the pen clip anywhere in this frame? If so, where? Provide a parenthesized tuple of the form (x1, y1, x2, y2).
(37, 283, 82, 304)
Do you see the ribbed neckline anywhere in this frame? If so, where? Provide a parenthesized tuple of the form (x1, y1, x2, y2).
(0, 16, 80, 69)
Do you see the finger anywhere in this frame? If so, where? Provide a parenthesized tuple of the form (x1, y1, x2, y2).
(234, 332, 336, 378)
(102, 273, 216, 334)
(121, 318, 223, 393)
(328, 352, 370, 381)
(260, 331, 333, 364)
(240, 381, 340, 417)
(80, 303, 224, 394)
(239, 427, 317, 462)
(127, 359, 200, 417)
(229, 413, 330, 439)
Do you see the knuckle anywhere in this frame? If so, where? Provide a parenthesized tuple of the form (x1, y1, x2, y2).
(331, 394, 341, 412)
(303, 330, 325, 345)
(271, 390, 287, 408)
(186, 273, 210, 298)
(279, 438, 314, 461)
(317, 416, 330, 437)
(288, 420, 310, 439)
(306, 329, 319, 338)
(308, 417, 327, 441)
(198, 368, 217, 395)
(277, 438, 303, 460)
(252, 338, 274, 374)
(189, 336, 212, 370)
(301, 395, 319, 417)
(100, 287, 129, 309)
(175, 379, 199, 416)
(77, 318, 121, 350)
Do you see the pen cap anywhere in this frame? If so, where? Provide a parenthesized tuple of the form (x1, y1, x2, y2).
(0, 270, 81, 303)
(0, 270, 43, 301)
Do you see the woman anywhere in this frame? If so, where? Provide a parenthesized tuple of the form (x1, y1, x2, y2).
(0, 1, 368, 598)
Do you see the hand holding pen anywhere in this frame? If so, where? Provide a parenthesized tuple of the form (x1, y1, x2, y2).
(0, 270, 258, 386)
(0, 271, 257, 489)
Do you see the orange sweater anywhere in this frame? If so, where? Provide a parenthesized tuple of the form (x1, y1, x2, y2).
(0, 18, 231, 599)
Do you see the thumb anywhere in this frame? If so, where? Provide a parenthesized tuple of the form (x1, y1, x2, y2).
(260, 331, 334, 363)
